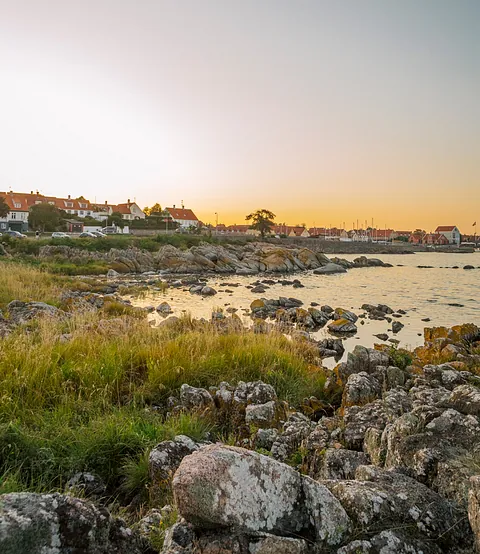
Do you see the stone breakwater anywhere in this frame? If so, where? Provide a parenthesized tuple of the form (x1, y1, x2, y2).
(2, 322, 480, 552)
(39, 242, 391, 274)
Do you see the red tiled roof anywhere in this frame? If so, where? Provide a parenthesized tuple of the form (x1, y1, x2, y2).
(166, 207, 198, 221)
(435, 226, 456, 232)
(0, 191, 92, 212)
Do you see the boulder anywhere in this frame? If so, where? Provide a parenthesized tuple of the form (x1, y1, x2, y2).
(179, 384, 215, 411)
(245, 401, 286, 429)
(313, 263, 347, 275)
(0, 492, 150, 554)
(317, 449, 370, 480)
(149, 435, 199, 482)
(326, 465, 472, 550)
(156, 301, 173, 314)
(328, 318, 357, 334)
(342, 372, 381, 408)
(172, 444, 351, 546)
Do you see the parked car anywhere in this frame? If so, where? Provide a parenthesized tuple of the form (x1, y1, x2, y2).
(101, 226, 119, 235)
(91, 231, 107, 238)
(79, 232, 97, 238)
(51, 232, 69, 238)
(4, 230, 27, 239)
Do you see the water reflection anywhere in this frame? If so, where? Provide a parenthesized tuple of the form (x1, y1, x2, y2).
(127, 252, 480, 367)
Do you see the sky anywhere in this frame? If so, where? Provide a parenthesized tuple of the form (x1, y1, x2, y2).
(0, 0, 479, 232)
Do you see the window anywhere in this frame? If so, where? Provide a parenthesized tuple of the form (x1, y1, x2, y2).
(13, 202, 21, 209)
(79, 211, 84, 216)
(79, 203, 87, 208)
(11, 212, 16, 219)
(48, 201, 55, 205)
(65, 202, 73, 208)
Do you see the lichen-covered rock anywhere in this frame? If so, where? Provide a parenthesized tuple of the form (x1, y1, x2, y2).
(383, 407, 480, 489)
(253, 428, 279, 451)
(468, 475, 480, 553)
(342, 372, 381, 408)
(7, 300, 68, 325)
(172, 444, 351, 546)
(149, 435, 199, 482)
(179, 384, 215, 411)
(317, 448, 370, 480)
(328, 318, 357, 334)
(247, 533, 310, 553)
(245, 401, 286, 429)
(449, 384, 480, 416)
(65, 471, 106, 499)
(234, 381, 277, 406)
(326, 465, 472, 551)
(0, 492, 150, 554)
(333, 308, 358, 323)
(162, 520, 196, 553)
(270, 413, 315, 462)
(343, 401, 387, 450)
(336, 530, 442, 553)
(336, 346, 390, 384)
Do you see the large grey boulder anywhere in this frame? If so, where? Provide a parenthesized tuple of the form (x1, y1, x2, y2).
(326, 465, 472, 551)
(172, 444, 351, 546)
(0, 492, 150, 554)
(7, 300, 68, 325)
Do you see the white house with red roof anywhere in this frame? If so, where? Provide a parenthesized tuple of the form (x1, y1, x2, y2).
(165, 205, 200, 228)
(435, 226, 461, 245)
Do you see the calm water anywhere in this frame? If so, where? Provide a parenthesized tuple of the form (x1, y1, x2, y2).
(128, 252, 480, 366)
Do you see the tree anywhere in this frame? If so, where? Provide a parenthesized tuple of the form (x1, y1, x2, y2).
(245, 209, 276, 237)
(143, 203, 162, 216)
(28, 203, 66, 232)
(107, 212, 125, 228)
(0, 196, 10, 219)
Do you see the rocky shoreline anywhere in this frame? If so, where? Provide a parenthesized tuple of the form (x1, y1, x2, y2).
(1, 304, 480, 552)
(38, 242, 392, 275)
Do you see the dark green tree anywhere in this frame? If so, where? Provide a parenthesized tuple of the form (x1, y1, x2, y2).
(245, 209, 276, 237)
(28, 203, 66, 232)
(107, 212, 125, 228)
(0, 196, 9, 219)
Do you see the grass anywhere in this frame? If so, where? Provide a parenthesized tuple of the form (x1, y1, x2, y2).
(0, 262, 328, 503)
(0, 260, 66, 308)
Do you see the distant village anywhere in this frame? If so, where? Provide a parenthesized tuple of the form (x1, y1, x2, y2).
(0, 190, 475, 245)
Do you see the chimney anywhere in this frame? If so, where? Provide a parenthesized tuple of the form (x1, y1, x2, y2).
(30, 191, 33, 195)
(68, 194, 71, 199)
(128, 198, 130, 204)
(105, 201, 108, 205)
(173, 204, 175, 209)
(181, 200, 184, 209)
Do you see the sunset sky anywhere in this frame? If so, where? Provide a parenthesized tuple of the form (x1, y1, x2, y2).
(0, 0, 478, 232)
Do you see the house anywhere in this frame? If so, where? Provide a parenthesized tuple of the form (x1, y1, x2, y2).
(371, 229, 395, 242)
(409, 231, 425, 244)
(165, 206, 200, 228)
(0, 192, 31, 232)
(111, 200, 145, 221)
(423, 233, 449, 245)
(288, 226, 310, 238)
(435, 226, 461, 245)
